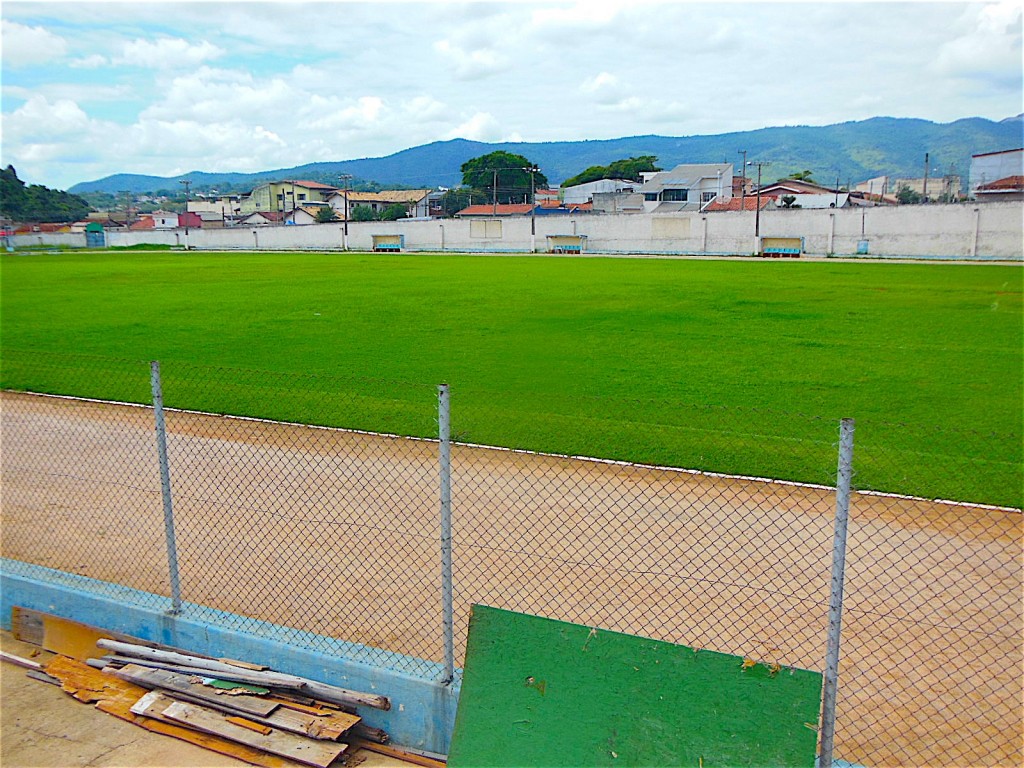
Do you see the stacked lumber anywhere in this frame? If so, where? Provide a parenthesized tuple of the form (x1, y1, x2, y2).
(4, 608, 419, 768)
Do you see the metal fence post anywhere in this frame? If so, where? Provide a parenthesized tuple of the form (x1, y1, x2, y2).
(820, 417, 855, 767)
(150, 361, 182, 615)
(438, 383, 455, 683)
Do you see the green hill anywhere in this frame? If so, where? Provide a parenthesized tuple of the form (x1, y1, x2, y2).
(69, 115, 1024, 196)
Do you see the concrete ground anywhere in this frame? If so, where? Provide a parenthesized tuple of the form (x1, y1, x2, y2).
(0, 630, 419, 768)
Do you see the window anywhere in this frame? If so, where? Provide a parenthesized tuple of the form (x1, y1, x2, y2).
(662, 188, 688, 202)
(644, 193, 658, 201)
(701, 191, 716, 203)
(298, 193, 306, 201)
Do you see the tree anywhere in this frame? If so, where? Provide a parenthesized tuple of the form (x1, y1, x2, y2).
(350, 205, 377, 222)
(379, 203, 408, 221)
(780, 195, 801, 209)
(789, 170, 817, 183)
(896, 185, 922, 204)
(460, 151, 548, 205)
(562, 156, 661, 187)
(315, 206, 337, 223)
(0, 165, 92, 223)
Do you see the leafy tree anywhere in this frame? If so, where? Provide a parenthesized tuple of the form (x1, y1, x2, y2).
(437, 188, 480, 217)
(0, 165, 92, 223)
(460, 152, 548, 205)
(379, 203, 408, 221)
(778, 170, 817, 184)
(562, 156, 661, 187)
(350, 205, 377, 222)
(780, 195, 801, 209)
(315, 206, 337, 223)
(896, 185, 922, 204)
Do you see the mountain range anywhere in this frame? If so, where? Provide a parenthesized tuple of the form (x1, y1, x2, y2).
(69, 115, 1024, 196)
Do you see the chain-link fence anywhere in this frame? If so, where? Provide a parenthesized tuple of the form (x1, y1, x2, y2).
(1, 352, 1020, 767)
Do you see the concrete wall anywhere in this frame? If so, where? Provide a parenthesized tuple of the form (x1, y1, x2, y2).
(10, 232, 88, 248)
(1, 559, 459, 757)
(28, 201, 1024, 260)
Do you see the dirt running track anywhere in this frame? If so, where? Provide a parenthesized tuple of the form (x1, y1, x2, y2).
(1, 392, 1020, 767)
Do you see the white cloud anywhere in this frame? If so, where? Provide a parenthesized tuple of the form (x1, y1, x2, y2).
(114, 37, 224, 69)
(934, 1, 1023, 87)
(433, 38, 508, 80)
(70, 54, 108, 69)
(6, 95, 93, 139)
(444, 112, 507, 142)
(1, 20, 68, 67)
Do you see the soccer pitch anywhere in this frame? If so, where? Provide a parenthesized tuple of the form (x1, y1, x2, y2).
(1, 250, 1020, 505)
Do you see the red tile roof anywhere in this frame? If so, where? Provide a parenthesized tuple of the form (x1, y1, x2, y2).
(285, 180, 338, 190)
(128, 217, 156, 230)
(703, 196, 776, 212)
(456, 204, 534, 216)
(977, 175, 1024, 191)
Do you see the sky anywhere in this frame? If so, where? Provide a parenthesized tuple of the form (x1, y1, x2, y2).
(1, 0, 1022, 190)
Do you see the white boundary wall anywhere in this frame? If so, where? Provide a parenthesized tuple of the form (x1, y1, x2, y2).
(12, 201, 1023, 260)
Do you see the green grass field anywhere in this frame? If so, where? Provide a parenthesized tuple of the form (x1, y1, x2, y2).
(1, 250, 1021, 506)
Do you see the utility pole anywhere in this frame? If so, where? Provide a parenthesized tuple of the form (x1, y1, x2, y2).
(922, 152, 930, 202)
(524, 166, 539, 252)
(492, 169, 499, 215)
(179, 180, 191, 237)
(747, 161, 770, 251)
(339, 174, 352, 249)
(738, 150, 747, 208)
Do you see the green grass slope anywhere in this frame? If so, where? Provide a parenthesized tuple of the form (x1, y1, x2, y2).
(1, 251, 1020, 505)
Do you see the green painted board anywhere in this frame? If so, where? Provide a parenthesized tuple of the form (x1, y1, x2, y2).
(448, 606, 822, 768)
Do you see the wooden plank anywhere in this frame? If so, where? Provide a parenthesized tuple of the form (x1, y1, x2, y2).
(133, 688, 360, 741)
(98, 639, 390, 710)
(119, 691, 305, 768)
(351, 740, 447, 768)
(14, 607, 148, 661)
(351, 724, 389, 744)
(218, 657, 269, 671)
(11, 606, 44, 646)
(109, 664, 279, 717)
(161, 700, 347, 768)
(45, 654, 148, 704)
(226, 716, 274, 735)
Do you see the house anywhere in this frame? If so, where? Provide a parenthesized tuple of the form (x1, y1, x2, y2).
(562, 179, 639, 205)
(703, 196, 778, 212)
(454, 201, 591, 218)
(636, 163, 733, 212)
(888, 176, 962, 202)
(974, 175, 1024, 202)
(151, 211, 179, 229)
(128, 216, 156, 231)
(287, 206, 339, 225)
(755, 179, 837, 197)
(327, 189, 433, 219)
(178, 212, 203, 229)
(239, 211, 285, 226)
(969, 148, 1024, 198)
(534, 188, 560, 204)
(454, 204, 535, 217)
(247, 180, 339, 214)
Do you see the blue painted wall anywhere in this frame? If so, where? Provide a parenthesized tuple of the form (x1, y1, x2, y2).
(1, 559, 460, 757)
